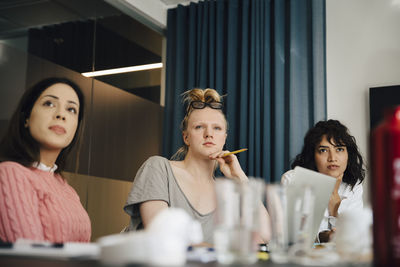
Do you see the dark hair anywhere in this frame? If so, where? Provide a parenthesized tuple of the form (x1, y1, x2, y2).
(0, 77, 85, 173)
(291, 120, 365, 189)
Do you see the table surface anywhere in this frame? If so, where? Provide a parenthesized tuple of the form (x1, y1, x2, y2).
(0, 255, 373, 267)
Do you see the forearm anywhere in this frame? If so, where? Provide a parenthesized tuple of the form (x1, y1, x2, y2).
(235, 175, 270, 243)
(328, 199, 341, 217)
(258, 202, 271, 243)
(235, 170, 248, 183)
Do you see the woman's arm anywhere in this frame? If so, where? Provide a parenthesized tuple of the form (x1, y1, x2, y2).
(209, 151, 247, 181)
(257, 201, 271, 243)
(139, 200, 169, 228)
(315, 178, 343, 243)
(124, 157, 170, 230)
(210, 152, 271, 243)
(319, 180, 364, 243)
(338, 182, 363, 213)
(0, 163, 44, 242)
(328, 177, 343, 217)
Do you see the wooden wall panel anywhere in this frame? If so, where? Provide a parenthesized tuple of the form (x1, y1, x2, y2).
(87, 79, 163, 181)
(65, 172, 132, 241)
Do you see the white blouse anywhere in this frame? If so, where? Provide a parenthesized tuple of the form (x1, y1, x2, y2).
(281, 169, 364, 232)
(32, 161, 58, 172)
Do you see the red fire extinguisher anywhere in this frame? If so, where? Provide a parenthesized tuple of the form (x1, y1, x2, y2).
(371, 106, 400, 266)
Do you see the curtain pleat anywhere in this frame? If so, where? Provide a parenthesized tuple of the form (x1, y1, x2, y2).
(164, 0, 326, 182)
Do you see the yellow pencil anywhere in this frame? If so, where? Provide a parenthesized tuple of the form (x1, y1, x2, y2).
(222, 148, 248, 157)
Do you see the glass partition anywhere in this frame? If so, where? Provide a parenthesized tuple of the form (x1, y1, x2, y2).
(0, 0, 163, 181)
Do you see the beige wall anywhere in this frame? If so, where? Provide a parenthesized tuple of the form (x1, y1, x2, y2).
(326, 0, 400, 203)
(64, 172, 132, 241)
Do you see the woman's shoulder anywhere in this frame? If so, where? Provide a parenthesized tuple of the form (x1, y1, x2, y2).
(143, 155, 170, 166)
(0, 161, 37, 189)
(340, 180, 363, 194)
(282, 169, 295, 177)
(136, 156, 173, 176)
(281, 169, 295, 185)
(0, 161, 31, 173)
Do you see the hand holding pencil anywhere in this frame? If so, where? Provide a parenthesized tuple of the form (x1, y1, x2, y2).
(211, 148, 248, 182)
(222, 148, 248, 157)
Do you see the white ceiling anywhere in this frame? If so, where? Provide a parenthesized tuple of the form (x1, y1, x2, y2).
(0, 0, 121, 38)
(0, 0, 201, 38)
(159, 0, 192, 6)
(106, 0, 200, 33)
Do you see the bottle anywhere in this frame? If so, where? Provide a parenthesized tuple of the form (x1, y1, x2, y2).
(371, 106, 400, 266)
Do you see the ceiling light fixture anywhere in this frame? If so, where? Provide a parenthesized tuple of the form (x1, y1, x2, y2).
(81, 62, 163, 77)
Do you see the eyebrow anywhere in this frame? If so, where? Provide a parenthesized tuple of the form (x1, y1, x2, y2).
(193, 121, 224, 124)
(42, 94, 79, 106)
(317, 144, 346, 149)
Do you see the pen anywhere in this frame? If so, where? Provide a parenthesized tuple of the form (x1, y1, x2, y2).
(222, 148, 248, 157)
(31, 242, 64, 248)
(0, 241, 64, 249)
(0, 240, 12, 248)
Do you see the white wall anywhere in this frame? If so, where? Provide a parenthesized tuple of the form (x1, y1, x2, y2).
(326, 0, 400, 202)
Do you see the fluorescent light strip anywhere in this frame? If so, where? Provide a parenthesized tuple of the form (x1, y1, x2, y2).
(81, 63, 163, 77)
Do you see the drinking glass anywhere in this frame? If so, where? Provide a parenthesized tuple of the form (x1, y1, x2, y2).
(214, 178, 264, 264)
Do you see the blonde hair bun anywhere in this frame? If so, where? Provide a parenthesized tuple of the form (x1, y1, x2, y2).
(182, 88, 222, 112)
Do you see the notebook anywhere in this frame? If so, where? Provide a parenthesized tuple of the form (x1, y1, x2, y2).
(286, 166, 337, 247)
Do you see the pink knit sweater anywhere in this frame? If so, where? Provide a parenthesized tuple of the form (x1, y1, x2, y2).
(0, 161, 91, 243)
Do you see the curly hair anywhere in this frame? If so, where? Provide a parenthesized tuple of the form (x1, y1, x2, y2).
(171, 88, 227, 160)
(291, 120, 365, 189)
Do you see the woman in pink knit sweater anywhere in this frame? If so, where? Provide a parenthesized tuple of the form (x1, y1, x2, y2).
(0, 78, 91, 243)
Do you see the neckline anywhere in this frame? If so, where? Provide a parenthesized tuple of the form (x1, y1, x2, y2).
(166, 159, 214, 217)
(32, 161, 58, 172)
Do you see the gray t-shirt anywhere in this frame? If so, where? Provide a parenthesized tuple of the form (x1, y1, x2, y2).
(124, 156, 215, 243)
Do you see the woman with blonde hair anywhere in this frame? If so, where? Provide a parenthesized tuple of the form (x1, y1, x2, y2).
(124, 88, 270, 244)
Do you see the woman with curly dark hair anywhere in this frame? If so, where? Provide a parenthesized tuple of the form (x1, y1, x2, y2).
(281, 120, 365, 242)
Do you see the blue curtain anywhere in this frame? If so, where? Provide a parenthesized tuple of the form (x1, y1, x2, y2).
(163, 0, 326, 182)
